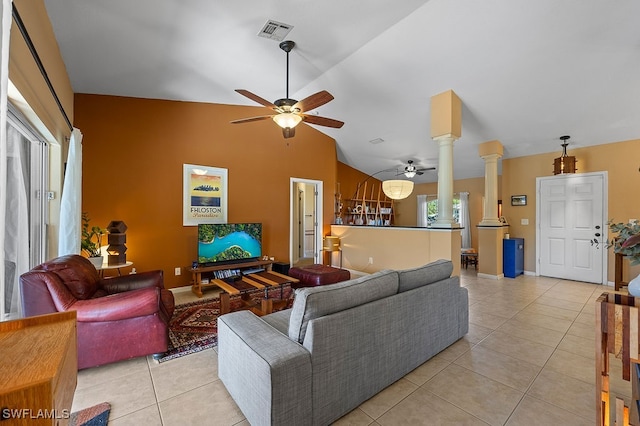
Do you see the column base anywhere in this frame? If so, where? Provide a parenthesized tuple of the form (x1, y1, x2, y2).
(432, 221, 461, 229)
(479, 219, 503, 227)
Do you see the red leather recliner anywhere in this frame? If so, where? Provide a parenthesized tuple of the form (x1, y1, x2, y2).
(20, 255, 175, 370)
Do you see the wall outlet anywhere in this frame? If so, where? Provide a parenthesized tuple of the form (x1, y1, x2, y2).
(521, 218, 529, 225)
(368, 257, 373, 265)
(174, 267, 181, 276)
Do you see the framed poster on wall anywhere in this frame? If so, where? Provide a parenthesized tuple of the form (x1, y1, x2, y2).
(183, 164, 228, 226)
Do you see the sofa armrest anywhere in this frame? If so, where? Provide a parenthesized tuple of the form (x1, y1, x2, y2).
(72, 287, 162, 322)
(217, 311, 312, 426)
(100, 270, 164, 293)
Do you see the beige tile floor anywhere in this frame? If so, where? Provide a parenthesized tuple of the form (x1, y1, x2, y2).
(72, 269, 632, 425)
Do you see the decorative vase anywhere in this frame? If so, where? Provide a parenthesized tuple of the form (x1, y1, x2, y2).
(627, 274, 640, 296)
(88, 256, 103, 269)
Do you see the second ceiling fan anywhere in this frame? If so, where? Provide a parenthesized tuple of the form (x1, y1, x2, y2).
(231, 40, 344, 139)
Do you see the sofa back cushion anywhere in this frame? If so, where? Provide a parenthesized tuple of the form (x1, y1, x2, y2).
(397, 259, 453, 293)
(288, 270, 399, 343)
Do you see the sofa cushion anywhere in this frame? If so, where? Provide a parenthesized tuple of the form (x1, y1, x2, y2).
(397, 259, 453, 293)
(288, 270, 399, 343)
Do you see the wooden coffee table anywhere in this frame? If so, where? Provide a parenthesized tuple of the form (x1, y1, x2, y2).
(214, 270, 299, 316)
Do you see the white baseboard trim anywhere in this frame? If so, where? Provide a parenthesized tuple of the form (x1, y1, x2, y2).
(477, 272, 504, 280)
(170, 286, 192, 294)
(523, 270, 536, 276)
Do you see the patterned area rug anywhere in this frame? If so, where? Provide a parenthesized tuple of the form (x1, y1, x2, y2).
(158, 286, 293, 363)
(70, 402, 110, 426)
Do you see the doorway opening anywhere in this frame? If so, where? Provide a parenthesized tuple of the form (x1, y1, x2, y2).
(290, 178, 323, 267)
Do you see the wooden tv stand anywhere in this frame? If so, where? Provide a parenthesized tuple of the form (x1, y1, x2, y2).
(190, 259, 273, 297)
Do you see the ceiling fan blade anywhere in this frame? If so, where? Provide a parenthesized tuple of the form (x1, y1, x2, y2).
(416, 167, 436, 172)
(235, 89, 277, 109)
(302, 114, 344, 128)
(230, 115, 274, 124)
(292, 91, 334, 112)
(416, 171, 424, 175)
(282, 126, 295, 139)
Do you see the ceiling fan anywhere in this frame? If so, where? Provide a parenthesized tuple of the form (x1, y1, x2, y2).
(230, 40, 344, 139)
(396, 160, 435, 178)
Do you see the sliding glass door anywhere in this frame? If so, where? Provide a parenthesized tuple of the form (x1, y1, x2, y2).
(3, 105, 48, 319)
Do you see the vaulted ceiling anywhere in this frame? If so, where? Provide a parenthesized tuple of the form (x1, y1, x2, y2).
(43, 0, 640, 182)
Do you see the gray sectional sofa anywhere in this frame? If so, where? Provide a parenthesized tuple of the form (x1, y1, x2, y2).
(217, 259, 469, 426)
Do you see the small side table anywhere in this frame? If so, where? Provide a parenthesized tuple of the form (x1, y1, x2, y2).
(97, 261, 133, 277)
(322, 248, 343, 268)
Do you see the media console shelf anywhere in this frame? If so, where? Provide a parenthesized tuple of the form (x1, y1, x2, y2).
(190, 259, 274, 297)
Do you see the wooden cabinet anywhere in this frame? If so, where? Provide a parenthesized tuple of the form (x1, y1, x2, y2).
(0, 311, 77, 425)
(338, 181, 395, 226)
(190, 259, 274, 297)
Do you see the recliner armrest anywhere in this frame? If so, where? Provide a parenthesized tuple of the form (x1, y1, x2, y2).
(72, 287, 163, 322)
(100, 270, 164, 293)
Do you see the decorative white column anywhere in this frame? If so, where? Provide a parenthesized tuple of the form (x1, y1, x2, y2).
(432, 135, 459, 228)
(430, 90, 462, 229)
(478, 141, 503, 226)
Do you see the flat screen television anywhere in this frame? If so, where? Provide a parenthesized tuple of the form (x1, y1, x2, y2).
(197, 223, 262, 266)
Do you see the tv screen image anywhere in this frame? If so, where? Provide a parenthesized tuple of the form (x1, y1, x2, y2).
(198, 223, 262, 265)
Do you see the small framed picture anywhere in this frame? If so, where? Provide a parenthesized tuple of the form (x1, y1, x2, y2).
(511, 195, 527, 206)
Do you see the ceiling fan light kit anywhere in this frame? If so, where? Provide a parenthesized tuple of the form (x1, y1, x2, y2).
(396, 160, 435, 178)
(231, 40, 344, 139)
(273, 112, 302, 129)
(382, 180, 414, 200)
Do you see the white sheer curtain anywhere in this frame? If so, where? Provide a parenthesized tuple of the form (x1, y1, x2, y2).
(4, 125, 29, 319)
(459, 191, 471, 248)
(417, 194, 428, 227)
(1, 0, 13, 320)
(58, 128, 83, 255)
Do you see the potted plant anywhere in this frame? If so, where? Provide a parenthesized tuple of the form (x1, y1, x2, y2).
(82, 212, 107, 268)
(596, 220, 640, 295)
(605, 219, 640, 263)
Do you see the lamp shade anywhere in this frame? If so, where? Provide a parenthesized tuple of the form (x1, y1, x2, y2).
(553, 135, 577, 175)
(382, 180, 414, 200)
(323, 236, 340, 251)
(272, 112, 302, 129)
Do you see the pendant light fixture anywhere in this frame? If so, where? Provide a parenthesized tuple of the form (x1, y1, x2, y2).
(553, 135, 577, 175)
(382, 179, 414, 200)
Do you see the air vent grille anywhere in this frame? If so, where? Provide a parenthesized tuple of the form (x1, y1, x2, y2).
(257, 20, 294, 41)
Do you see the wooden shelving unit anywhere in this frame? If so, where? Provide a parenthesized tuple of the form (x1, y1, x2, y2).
(338, 181, 395, 226)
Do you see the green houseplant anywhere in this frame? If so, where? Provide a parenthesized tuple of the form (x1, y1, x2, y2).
(608, 219, 640, 266)
(82, 212, 107, 267)
(594, 219, 640, 295)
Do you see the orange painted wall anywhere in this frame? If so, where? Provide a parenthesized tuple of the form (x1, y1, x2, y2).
(75, 94, 338, 288)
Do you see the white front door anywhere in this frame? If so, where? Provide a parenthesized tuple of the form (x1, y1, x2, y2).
(537, 172, 607, 284)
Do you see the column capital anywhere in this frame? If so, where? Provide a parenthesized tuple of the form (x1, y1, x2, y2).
(480, 152, 502, 162)
(433, 134, 458, 144)
(478, 140, 504, 158)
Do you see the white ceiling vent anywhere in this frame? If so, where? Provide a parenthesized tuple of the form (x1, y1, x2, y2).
(257, 20, 294, 41)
